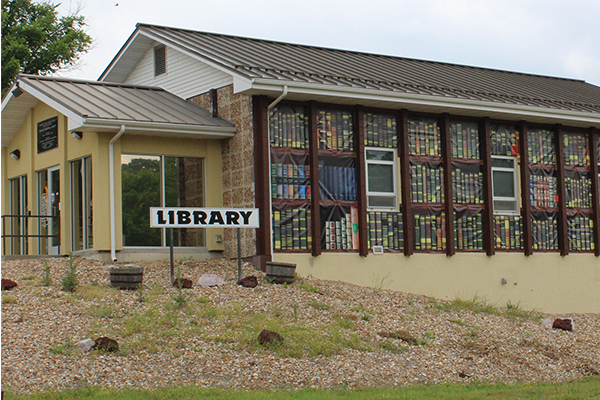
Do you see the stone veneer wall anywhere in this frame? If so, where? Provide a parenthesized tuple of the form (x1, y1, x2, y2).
(190, 85, 255, 259)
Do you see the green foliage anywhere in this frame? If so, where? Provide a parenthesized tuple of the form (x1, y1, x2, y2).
(2, 294, 16, 304)
(49, 338, 72, 355)
(4, 377, 600, 399)
(61, 254, 78, 293)
(309, 300, 332, 310)
(1, 0, 92, 96)
(41, 260, 52, 286)
(438, 295, 499, 315)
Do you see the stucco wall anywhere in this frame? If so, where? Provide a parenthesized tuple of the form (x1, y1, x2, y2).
(273, 252, 600, 313)
(190, 85, 255, 259)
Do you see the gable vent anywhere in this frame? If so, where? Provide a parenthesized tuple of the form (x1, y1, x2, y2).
(154, 45, 166, 77)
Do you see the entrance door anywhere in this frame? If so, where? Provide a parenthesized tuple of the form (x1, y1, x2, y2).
(48, 166, 60, 254)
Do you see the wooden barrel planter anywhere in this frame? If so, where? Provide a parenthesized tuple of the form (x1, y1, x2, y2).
(109, 265, 143, 290)
(265, 262, 296, 284)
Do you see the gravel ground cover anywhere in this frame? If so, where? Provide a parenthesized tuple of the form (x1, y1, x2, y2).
(1, 257, 599, 395)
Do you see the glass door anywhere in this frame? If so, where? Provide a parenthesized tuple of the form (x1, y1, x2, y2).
(48, 166, 60, 254)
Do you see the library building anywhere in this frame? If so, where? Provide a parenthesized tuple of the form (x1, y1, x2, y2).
(2, 24, 599, 313)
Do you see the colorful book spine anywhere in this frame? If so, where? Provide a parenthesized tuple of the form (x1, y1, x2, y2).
(490, 125, 518, 156)
(531, 214, 559, 250)
(568, 215, 595, 251)
(408, 118, 441, 157)
(364, 113, 397, 148)
(527, 129, 556, 165)
(323, 206, 359, 250)
(269, 105, 308, 149)
(413, 213, 445, 251)
(453, 213, 483, 250)
(272, 207, 311, 251)
(367, 211, 404, 251)
(317, 110, 354, 151)
(271, 163, 311, 200)
(494, 215, 522, 250)
(529, 174, 558, 208)
(452, 169, 483, 204)
(410, 164, 444, 203)
(565, 175, 592, 208)
(451, 122, 480, 160)
(563, 133, 590, 167)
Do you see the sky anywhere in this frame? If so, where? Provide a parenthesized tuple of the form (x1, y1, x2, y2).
(56, 0, 600, 87)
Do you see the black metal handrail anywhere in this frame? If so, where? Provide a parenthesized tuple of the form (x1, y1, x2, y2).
(1, 214, 60, 255)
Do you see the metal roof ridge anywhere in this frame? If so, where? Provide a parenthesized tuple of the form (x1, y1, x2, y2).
(18, 74, 167, 92)
(137, 23, 588, 85)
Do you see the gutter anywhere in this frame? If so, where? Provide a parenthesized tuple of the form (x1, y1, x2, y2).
(109, 125, 126, 261)
(266, 86, 288, 256)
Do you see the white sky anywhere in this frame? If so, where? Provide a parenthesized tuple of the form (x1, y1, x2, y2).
(57, 0, 600, 87)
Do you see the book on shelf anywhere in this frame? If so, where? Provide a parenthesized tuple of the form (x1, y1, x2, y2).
(494, 215, 522, 250)
(568, 215, 595, 251)
(318, 163, 357, 201)
(317, 110, 354, 151)
(453, 213, 483, 250)
(563, 133, 590, 167)
(271, 162, 311, 200)
(452, 169, 483, 204)
(269, 105, 308, 149)
(529, 174, 558, 208)
(408, 118, 441, 157)
(490, 124, 518, 156)
(531, 214, 559, 250)
(414, 213, 445, 251)
(323, 206, 359, 250)
(364, 113, 397, 148)
(273, 207, 311, 251)
(410, 163, 444, 203)
(451, 122, 480, 160)
(367, 211, 404, 251)
(528, 129, 556, 165)
(565, 174, 592, 208)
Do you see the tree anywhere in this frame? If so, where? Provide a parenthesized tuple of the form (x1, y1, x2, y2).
(1, 0, 92, 96)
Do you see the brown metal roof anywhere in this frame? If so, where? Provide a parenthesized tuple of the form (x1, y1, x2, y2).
(2, 74, 235, 145)
(132, 24, 600, 114)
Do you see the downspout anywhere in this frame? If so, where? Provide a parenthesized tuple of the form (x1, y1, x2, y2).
(266, 86, 288, 255)
(109, 125, 126, 262)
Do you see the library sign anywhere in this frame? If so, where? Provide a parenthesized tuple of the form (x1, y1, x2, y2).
(150, 207, 259, 228)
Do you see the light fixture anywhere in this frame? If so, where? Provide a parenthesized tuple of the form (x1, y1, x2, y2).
(11, 87, 23, 98)
(10, 149, 20, 159)
(71, 131, 83, 139)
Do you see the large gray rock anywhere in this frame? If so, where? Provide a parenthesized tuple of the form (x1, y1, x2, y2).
(198, 274, 226, 288)
(76, 339, 95, 353)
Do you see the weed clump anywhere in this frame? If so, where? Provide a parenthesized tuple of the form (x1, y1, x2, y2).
(61, 255, 78, 293)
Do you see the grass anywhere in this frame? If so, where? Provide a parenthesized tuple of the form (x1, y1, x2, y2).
(4, 377, 600, 399)
(2, 294, 17, 304)
(61, 255, 78, 293)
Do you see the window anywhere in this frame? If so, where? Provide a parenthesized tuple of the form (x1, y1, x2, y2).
(9, 175, 27, 255)
(491, 156, 518, 214)
(121, 155, 205, 247)
(365, 147, 398, 211)
(71, 157, 93, 251)
(154, 45, 166, 76)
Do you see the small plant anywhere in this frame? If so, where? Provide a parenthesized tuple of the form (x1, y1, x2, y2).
(50, 339, 73, 355)
(197, 296, 211, 304)
(298, 283, 320, 293)
(379, 340, 408, 354)
(173, 269, 186, 307)
(2, 295, 17, 304)
(310, 300, 332, 310)
(41, 260, 52, 286)
(61, 254, 78, 293)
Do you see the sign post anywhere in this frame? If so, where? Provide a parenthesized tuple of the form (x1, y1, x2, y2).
(150, 207, 260, 282)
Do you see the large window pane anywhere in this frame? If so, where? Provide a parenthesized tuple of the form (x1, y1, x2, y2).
(121, 155, 161, 246)
(493, 170, 515, 197)
(71, 159, 84, 251)
(368, 164, 394, 193)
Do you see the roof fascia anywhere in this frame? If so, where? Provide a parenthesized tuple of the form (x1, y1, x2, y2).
(247, 79, 600, 126)
(79, 117, 236, 139)
(136, 28, 253, 81)
(99, 28, 145, 81)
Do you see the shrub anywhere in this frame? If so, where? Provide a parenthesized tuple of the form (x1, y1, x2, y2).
(61, 254, 78, 293)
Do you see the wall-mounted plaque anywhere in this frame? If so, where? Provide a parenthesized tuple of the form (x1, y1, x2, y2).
(37, 116, 59, 153)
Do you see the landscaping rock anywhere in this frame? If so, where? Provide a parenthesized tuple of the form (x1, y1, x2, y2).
(93, 337, 119, 352)
(1, 279, 17, 291)
(237, 276, 258, 288)
(172, 278, 193, 289)
(76, 339, 95, 353)
(378, 330, 418, 345)
(541, 317, 553, 329)
(258, 329, 284, 346)
(198, 274, 226, 288)
(552, 318, 573, 332)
